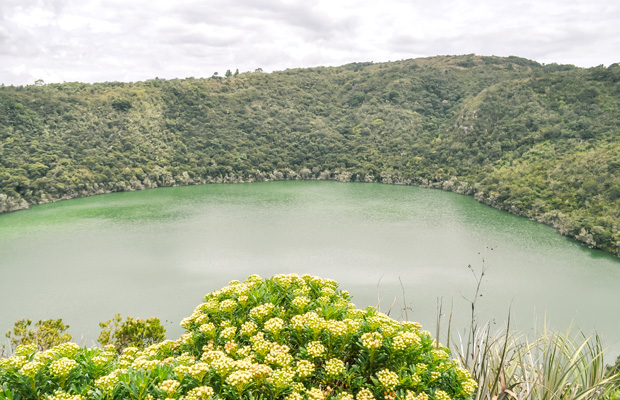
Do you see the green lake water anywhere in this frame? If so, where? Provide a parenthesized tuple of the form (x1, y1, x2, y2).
(1, 181, 619, 355)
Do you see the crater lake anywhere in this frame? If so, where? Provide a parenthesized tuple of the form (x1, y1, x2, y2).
(1, 181, 618, 355)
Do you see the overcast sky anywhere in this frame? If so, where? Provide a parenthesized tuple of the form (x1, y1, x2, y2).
(1, 0, 619, 86)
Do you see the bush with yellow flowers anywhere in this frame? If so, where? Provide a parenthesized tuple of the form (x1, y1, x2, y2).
(0, 274, 477, 400)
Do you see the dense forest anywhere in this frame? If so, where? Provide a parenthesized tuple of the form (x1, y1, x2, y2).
(1, 55, 619, 256)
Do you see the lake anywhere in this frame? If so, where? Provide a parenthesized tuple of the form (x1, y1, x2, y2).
(1, 181, 619, 356)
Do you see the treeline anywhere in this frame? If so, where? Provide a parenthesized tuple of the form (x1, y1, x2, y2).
(1, 55, 619, 255)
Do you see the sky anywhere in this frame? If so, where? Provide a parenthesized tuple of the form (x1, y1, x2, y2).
(1, 0, 619, 86)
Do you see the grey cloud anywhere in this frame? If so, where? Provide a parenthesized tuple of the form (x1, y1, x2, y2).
(1, 0, 619, 86)
(172, 0, 357, 40)
(162, 31, 241, 48)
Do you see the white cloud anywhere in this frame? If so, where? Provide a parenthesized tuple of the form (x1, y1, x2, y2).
(0, 0, 618, 85)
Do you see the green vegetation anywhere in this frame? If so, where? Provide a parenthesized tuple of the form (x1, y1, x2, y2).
(0, 274, 477, 400)
(1, 55, 619, 255)
(2, 316, 166, 359)
(447, 322, 618, 400)
(97, 315, 166, 354)
(4, 320, 71, 353)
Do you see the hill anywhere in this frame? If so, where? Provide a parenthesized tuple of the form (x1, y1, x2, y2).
(1, 55, 619, 255)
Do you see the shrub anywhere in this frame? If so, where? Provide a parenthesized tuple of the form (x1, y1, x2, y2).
(4, 319, 72, 352)
(97, 314, 166, 353)
(0, 274, 476, 400)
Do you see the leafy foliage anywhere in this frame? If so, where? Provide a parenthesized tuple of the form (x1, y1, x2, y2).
(1, 55, 620, 255)
(447, 323, 619, 400)
(0, 274, 476, 400)
(97, 314, 166, 354)
(4, 319, 71, 352)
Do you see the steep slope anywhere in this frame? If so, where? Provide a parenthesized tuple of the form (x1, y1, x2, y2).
(1, 55, 619, 255)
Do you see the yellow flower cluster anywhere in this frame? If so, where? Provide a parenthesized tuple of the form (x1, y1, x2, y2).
(288, 392, 304, 400)
(34, 350, 55, 363)
(184, 386, 214, 400)
(357, 388, 376, 400)
(123, 346, 140, 357)
(304, 312, 324, 332)
(199, 323, 216, 336)
(404, 391, 429, 400)
(432, 348, 449, 361)
(361, 332, 383, 349)
(338, 392, 355, 400)
(180, 332, 194, 345)
(376, 368, 399, 389)
(95, 372, 120, 392)
(174, 365, 191, 379)
(345, 318, 362, 334)
(49, 357, 78, 377)
(52, 342, 80, 358)
(409, 373, 421, 385)
(15, 344, 38, 356)
(241, 321, 258, 336)
(292, 296, 310, 309)
(273, 274, 296, 288)
(204, 299, 220, 312)
(211, 354, 236, 375)
(234, 283, 250, 296)
(7, 356, 27, 369)
(324, 358, 345, 377)
(306, 341, 326, 358)
(461, 379, 478, 395)
(296, 359, 315, 378)
(264, 317, 285, 335)
(367, 314, 397, 330)
(293, 285, 311, 297)
(92, 352, 114, 367)
(250, 333, 272, 356)
(189, 362, 210, 381)
(307, 387, 326, 400)
(269, 368, 295, 389)
(455, 367, 470, 381)
(46, 390, 83, 400)
(195, 314, 209, 325)
(392, 331, 422, 351)
(132, 358, 160, 370)
(219, 299, 237, 313)
(249, 362, 273, 379)
(224, 341, 238, 354)
(401, 321, 423, 331)
(142, 339, 177, 359)
(435, 390, 451, 400)
(326, 320, 348, 337)
(158, 379, 181, 396)
(249, 303, 275, 320)
(237, 345, 252, 357)
(226, 369, 254, 388)
(220, 326, 237, 340)
(266, 344, 293, 367)
(20, 360, 44, 377)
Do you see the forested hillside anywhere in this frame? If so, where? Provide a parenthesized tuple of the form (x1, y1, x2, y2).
(1, 55, 619, 255)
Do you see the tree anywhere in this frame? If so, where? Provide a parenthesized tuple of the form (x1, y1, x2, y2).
(4, 318, 72, 352)
(98, 314, 166, 353)
(225, 69, 232, 78)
